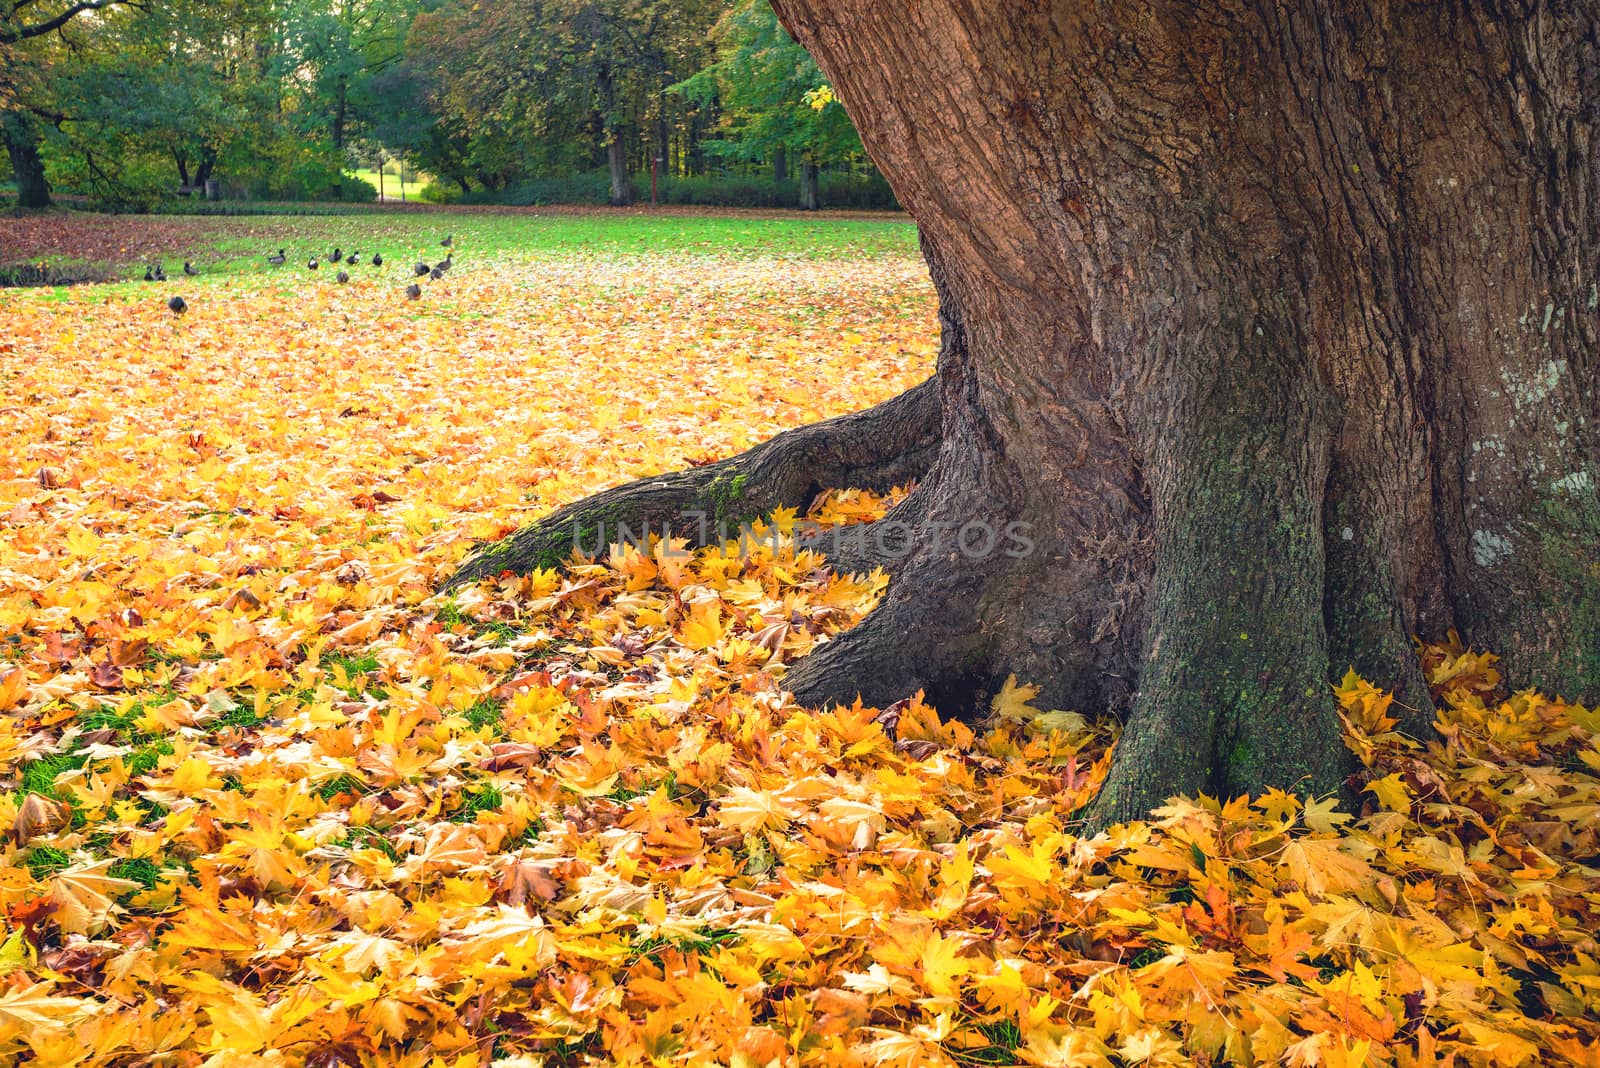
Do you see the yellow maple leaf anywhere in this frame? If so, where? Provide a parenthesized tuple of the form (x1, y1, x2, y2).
(49, 858, 141, 935)
(1364, 772, 1414, 812)
(991, 674, 1044, 722)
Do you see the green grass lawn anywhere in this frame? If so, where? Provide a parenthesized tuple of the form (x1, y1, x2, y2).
(0, 207, 920, 288)
(348, 168, 431, 202)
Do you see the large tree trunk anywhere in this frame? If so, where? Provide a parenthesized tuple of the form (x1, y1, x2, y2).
(2, 110, 51, 209)
(457, 1, 1600, 825)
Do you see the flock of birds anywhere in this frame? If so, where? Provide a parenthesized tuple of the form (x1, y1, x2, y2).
(151, 233, 457, 315)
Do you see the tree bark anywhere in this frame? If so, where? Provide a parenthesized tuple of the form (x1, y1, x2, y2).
(332, 76, 348, 151)
(2, 110, 51, 209)
(773, 147, 788, 183)
(597, 64, 636, 207)
(606, 134, 635, 206)
(194, 149, 215, 190)
(460, 1, 1600, 825)
(798, 160, 820, 210)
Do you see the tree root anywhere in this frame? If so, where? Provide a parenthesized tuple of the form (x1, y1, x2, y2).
(445, 377, 941, 589)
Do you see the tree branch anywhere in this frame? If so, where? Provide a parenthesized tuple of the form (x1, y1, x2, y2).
(1, 0, 125, 45)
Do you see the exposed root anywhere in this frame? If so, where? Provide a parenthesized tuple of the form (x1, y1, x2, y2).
(446, 377, 940, 589)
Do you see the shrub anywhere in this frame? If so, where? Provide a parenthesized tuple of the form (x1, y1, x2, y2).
(466, 169, 900, 211)
(418, 181, 460, 205)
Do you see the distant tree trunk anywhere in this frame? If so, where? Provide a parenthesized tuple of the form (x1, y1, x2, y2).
(460, 1, 1600, 826)
(2, 110, 51, 209)
(606, 134, 635, 206)
(194, 149, 216, 189)
(596, 63, 636, 207)
(174, 152, 191, 189)
(773, 147, 788, 183)
(331, 76, 348, 151)
(799, 160, 820, 210)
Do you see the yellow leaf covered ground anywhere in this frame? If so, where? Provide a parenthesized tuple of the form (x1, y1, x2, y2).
(0, 223, 1597, 1066)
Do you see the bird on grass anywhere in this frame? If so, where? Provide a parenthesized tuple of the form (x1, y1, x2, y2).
(441, 233, 453, 248)
(336, 270, 350, 284)
(309, 257, 319, 271)
(347, 252, 362, 267)
(143, 266, 155, 282)
(371, 252, 383, 267)
(153, 264, 167, 281)
(429, 266, 444, 281)
(183, 261, 199, 276)
(167, 295, 186, 314)
(405, 283, 422, 301)
(267, 249, 286, 266)
(434, 254, 452, 273)
(330, 247, 342, 264)
(413, 261, 430, 277)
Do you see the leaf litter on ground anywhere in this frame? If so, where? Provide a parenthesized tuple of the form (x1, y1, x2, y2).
(0, 221, 1595, 1066)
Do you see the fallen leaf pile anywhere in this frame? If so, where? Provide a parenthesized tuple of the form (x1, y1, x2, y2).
(0, 243, 1597, 1066)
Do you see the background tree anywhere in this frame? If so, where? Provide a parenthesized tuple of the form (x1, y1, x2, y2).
(2, 0, 895, 209)
(282, 0, 420, 154)
(2, 0, 140, 207)
(674, 0, 863, 209)
(47, 0, 258, 202)
(407, 0, 723, 206)
(457, 0, 1600, 825)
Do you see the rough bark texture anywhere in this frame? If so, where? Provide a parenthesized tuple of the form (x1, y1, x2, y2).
(464, 1, 1600, 825)
(767, 0, 1600, 825)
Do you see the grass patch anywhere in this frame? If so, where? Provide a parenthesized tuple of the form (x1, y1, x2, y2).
(107, 857, 164, 889)
(1126, 943, 1167, 970)
(628, 926, 742, 967)
(949, 1020, 1025, 1066)
(316, 773, 366, 801)
(324, 651, 381, 676)
(2, 207, 919, 281)
(25, 846, 72, 880)
(463, 698, 504, 732)
(125, 741, 175, 777)
(452, 784, 504, 822)
(342, 826, 401, 861)
(323, 651, 384, 698)
(79, 705, 144, 737)
(211, 702, 266, 732)
(19, 753, 88, 799)
(608, 771, 679, 804)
